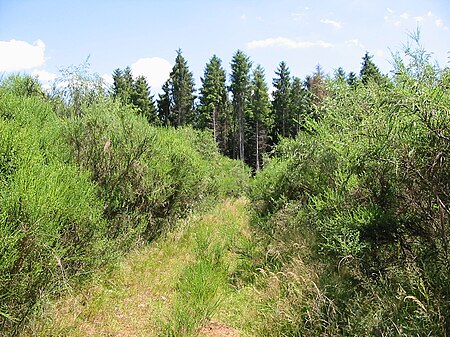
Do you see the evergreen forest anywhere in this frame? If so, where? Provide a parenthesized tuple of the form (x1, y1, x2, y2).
(1, 35, 450, 336)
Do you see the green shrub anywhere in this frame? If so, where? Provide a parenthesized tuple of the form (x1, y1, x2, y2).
(0, 91, 107, 334)
(0, 74, 249, 335)
(249, 40, 450, 335)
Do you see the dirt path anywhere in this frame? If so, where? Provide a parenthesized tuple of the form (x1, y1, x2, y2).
(199, 321, 241, 337)
(23, 198, 256, 337)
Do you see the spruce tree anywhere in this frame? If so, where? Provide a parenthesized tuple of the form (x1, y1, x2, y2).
(272, 61, 291, 140)
(360, 52, 383, 85)
(157, 80, 172, 126)
(335, 67, 346, 82)
(249, 65, 271, 171)
(169, 49, 196, 126)
(347, 71, 358, 87)
(230, 50, 252, 161)
(289, 76, 309, 136)
(198, 55, 230, 154)
(306, 64, 328, 109)
(132, 75, 157, 124)
(112, 66, 134, 105)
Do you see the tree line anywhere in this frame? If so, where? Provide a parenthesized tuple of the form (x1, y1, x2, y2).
(111, 49, 384, 170)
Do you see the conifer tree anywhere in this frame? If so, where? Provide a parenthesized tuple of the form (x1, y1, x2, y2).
(360, 52, 383, 85)
(132, 75, 157, 123)
(347, 71, 358, 87)
(157, 80, 172, 126)
(306, 64, 328, 109)
(169, 49, 196, 126)
(112, 68, 133, 104)
(249, 65, 271, 171)
(230, 50, 252, 161)
(272, 61, 292, 140)
(198, 55, 230, 154)
(335, 67, 346, 82)
(289, 76, 309, 136)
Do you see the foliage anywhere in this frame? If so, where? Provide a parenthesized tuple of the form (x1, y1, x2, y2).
(271, 61, 292, 140)
(198, 55, 231, 155)
(0, 72, 249, 336)
(169, 49, 196, 126)
(0, 84, 107, 335)
(247, 65, 272, 171)
(230, 50, 252, 161)
(249, 40, 450, 335)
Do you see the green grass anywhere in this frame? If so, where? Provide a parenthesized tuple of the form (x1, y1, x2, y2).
(21, 198, 262, 337)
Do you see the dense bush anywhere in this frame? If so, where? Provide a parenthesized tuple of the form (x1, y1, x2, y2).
(0, 74, 249, 335)
(0, 89, 107, 334)
(249, 42, 450, 335)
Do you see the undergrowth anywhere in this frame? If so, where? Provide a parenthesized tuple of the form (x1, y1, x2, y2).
(0, 74, 249, 336)
(249, 38, 450, 335)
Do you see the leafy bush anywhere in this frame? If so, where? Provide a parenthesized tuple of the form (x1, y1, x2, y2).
(0, 74, 249, 336)
(0, 89, 107, 334)
(249, 40, 450, 335)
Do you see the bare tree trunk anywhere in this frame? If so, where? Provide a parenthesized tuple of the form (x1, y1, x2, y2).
(212, 106, 217, 144)
(239, 102, 245, 161)
(256, 119, 260, 171)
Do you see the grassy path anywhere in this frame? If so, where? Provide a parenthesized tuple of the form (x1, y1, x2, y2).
(24, 198, 260, 337)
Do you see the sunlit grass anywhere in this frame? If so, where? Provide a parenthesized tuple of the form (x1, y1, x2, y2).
(22, 198, 261, 337)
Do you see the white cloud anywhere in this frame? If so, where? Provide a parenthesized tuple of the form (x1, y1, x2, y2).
(102, 73, 113, 86)
(375, 49, 386, 59)
(0, 39, 46, 71)
(32, 69, 57, 82)
(247, 37, 333, 50)
(130, 57, 172, 92)
(292, 7, 309, 21)
(320, 18, 342, 30)
(385, 8, 448, 31)
(29, 69, 57, 91)
(345, 39, 365, 49)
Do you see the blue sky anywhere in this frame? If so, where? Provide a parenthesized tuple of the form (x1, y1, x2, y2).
(1, 0, 449, 93)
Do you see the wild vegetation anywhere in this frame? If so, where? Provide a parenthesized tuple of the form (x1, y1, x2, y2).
(250, 38, 450, 335)
(0, 71, 248, 336)
(1, 33, 449, 336)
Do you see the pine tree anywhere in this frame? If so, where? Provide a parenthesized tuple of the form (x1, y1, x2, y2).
(198, 55, 230, 154)
(112, 67, 135, 105)
(306, 64, 328, 109)
(334, 67, 346, 82)
(289, 76, 309, 136)
(347, 71, 358, 87)
(230, 50, 252, 161)
(360, 52, 383, 85)
(272, 61, 291, 140)
(132, 75, 157, 124)
(249, 65, 271, 171)
(157, 80, 172, 126)
(170, 49, 196, 126)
